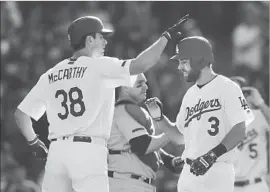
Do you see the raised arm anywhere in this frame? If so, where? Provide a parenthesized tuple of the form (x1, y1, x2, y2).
(242, 86, 270, 125)
(129, 15, 189, 75)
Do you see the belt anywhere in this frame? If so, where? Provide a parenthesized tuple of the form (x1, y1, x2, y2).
(108, 170, 154, 185)
(234, 177, 262, 187)
(50, 136, 105, 145)
(108, 149, 131, 154)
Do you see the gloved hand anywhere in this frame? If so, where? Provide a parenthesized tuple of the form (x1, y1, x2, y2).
(190, 151, 217, 176)
(28, 136, 48, 161)
(242, 86, 265, 107)
(162, 14, 189, 40)
(144, 97, 164, 121)
(172, 156, 185, 173)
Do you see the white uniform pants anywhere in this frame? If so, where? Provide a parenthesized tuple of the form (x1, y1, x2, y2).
(42, 137, 108, 192)
(178, 161, 235, 192)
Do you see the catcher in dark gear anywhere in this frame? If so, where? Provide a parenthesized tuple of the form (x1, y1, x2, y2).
(171, 36, 214, 82)
(108, 74, 185, 192)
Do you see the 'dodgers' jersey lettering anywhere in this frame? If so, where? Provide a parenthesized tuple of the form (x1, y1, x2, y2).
(185, 98, 222, 127)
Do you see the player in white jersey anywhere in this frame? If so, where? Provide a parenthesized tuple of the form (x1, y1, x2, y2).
(145, 36, 255, 192)
(14, 15, 189, 192)
(230, 76, 270, 192)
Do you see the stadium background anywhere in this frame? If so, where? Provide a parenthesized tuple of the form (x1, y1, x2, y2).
(1, 1, 269, 192)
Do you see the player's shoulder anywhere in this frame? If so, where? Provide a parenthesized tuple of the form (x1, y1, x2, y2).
(38, 59, 68, 79)
(44, 59, 68, 73)
(217, 75, 241, 90)
(115, 100, 151, 127)
(183, 83, 197, 98)
(81, 56, 123, 67)
(92, 56, 120, 62)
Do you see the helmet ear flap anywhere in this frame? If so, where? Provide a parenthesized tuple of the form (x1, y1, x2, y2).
(190, 57, 204, 71)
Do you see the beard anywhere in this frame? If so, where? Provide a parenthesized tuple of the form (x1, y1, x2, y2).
(186, 69, 201, 82)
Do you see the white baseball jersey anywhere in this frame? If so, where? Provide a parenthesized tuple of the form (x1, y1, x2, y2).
(18, 56, 133, 140)
(176, 75, 254, 163)
(234, 109, 269, 180)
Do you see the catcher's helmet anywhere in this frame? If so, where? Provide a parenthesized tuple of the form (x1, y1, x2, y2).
(68, 16, 113, 46)
(171, 36, 214, 71)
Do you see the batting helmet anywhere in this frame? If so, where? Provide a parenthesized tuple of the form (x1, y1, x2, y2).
(171, 36, 214, 71)
(68, 16, 113, 46)
(230, 76, 248, 88)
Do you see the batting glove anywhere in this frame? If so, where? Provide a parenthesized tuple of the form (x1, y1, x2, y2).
(190, 151, 217, 176)
(161, 14, 189, 41)
(144, 97, 164, 121)
(28, 136, 48, 161)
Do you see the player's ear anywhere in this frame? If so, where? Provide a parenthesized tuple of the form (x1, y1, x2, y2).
(86, 36, 93, 43)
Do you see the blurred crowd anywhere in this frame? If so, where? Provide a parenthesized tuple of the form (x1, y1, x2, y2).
(1, 1, 269, 192)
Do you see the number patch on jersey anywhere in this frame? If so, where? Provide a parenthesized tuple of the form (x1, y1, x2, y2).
(248, 143, 258, 159)
(55, 87, 85, 120)
(208, 116, 219, 136)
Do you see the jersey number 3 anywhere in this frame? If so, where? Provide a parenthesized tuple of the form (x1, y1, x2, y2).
(55, 87, 86, 120)
(208, 116, 219, 136)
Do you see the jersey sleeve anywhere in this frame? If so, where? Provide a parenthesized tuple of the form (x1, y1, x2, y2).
(98, 57, 133, 88)
(223, 82, 254, 129)
(114, 106, 148, 141)
(17, 74, 47, 121)
(176, 97, 187, 134)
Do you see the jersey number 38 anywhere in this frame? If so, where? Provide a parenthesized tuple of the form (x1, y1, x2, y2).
(55, 87, 86, 120)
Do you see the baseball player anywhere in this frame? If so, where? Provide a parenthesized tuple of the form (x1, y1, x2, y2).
(145, 36, 255, 192)
(107, 73, 185, 192)
(230, 76, 270, 192)
(14, 15, 189, 192)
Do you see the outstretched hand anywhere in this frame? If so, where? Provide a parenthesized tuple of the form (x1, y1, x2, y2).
(144, 97, 164, 121)
(162, 14, 189, 40)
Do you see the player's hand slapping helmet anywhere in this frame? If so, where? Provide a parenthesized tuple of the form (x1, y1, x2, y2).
(189, 151, 217, 176)
(28, 136, 48, 161)
(172, 156, 185, 173)
(242, 86, 265, 107)
(161, 14, 189, 41)
(144, 97, 164, 121)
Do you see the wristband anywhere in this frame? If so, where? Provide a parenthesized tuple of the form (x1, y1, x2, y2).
(211, 143, 228, 158)
(161, 31, 171, 41)
(28, 136, 38, 145)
